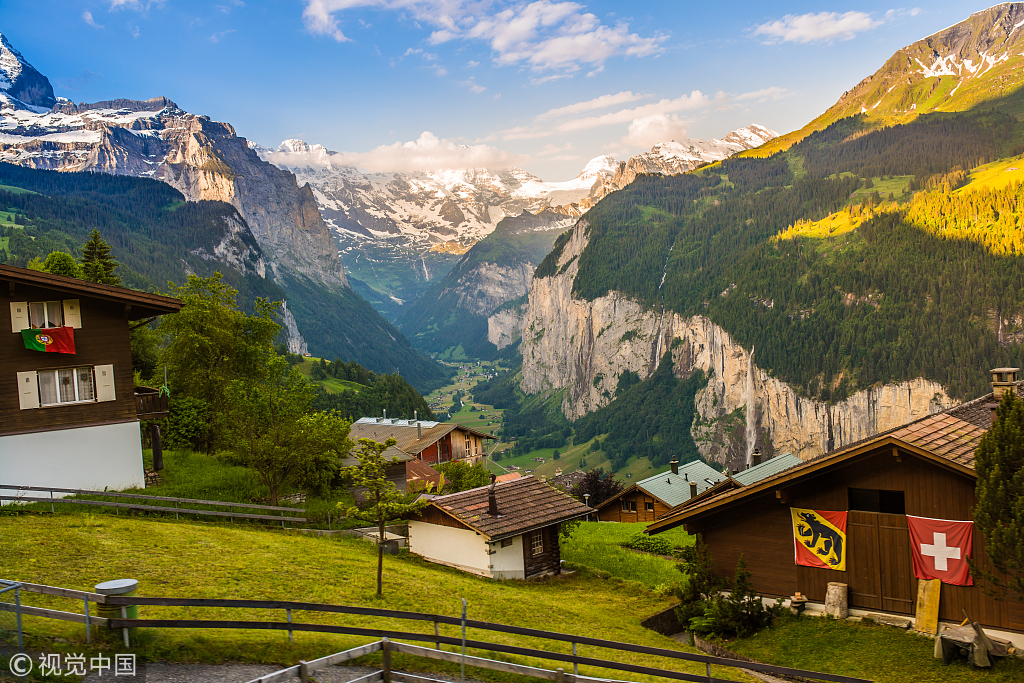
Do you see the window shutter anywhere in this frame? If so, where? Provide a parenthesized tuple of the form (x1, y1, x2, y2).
(9, 301, 28, 333)
(95, 364, 116, 402)
(17, 371, 39, 409)
(62, 299, 82, 329)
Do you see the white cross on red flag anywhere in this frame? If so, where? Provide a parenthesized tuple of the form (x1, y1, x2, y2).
(906, 515, 974, 586)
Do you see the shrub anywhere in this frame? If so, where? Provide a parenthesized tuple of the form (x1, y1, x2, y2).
(622, 532, 674, 556)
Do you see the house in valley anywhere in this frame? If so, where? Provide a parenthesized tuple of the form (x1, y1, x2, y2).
(646, 370, 1024, 634)
(0, 265, 181, 497)
(408, 475, 591, 579)
(594, 460, 726, 522)
(349, 417, 494, 466)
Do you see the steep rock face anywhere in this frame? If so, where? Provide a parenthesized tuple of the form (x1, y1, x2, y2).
(0, 99, 346, 291)
(487, 304, 528, 349)
(512, 219, 954, 463)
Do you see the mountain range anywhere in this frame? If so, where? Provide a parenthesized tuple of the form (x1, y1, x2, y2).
(490, 2, 1024, 471)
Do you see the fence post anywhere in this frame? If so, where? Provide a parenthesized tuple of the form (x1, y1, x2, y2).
(299, 660, 310, 683)
(14, 586, 23, 653)
(381, 638, 392, 683)
(50, 490, 54, 514)
(120, 606, 129, 648)
(434, 620, 440, 650)
(572, 642, 578, 676)
(460, 597, 468, 682)
(555, 667, 564, 683)
(83, 597, 90, 644)
(705, 659, 711, 683)
(286, 609, 294, 643)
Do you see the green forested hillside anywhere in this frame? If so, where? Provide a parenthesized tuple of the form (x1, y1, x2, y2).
(535, 109, 1024, 402)
(0, 162, 451, 393)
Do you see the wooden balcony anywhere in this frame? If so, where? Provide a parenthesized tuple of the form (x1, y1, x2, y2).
(134, 387, 169, 420)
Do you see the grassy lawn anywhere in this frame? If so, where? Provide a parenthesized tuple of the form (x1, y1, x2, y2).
(728, 613, 1024, 683)
(0, 515, 740, 683)
(562, 522, 692, 590)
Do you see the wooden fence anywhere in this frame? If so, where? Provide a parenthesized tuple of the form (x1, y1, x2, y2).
(0, 582, 872, 683)
(0, 485, 305, 525)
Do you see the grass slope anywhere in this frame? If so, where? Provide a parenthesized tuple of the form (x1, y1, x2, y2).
(0, 515, 726, 682)
(562, 522, 692, 590)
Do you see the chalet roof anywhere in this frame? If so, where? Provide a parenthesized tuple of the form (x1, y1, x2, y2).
(423, 475, 591, 541)
(0, 264, 182, 319)
(646, 383, 1022, 535)
(596, 460, 726, 511)
(350, 417, 494, 457)
(340, 446, 414, 468)
(732, 453, 803, 485)
(549, 469, 586, 492)
(406, 459, 442, 488)
(495, 472, 521, 483)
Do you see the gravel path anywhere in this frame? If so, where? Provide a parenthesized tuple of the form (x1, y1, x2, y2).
(78, 663, 492, 683)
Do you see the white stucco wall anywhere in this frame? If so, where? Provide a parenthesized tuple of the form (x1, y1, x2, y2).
(408, 521, 493, 577)
(488, 535, 525, 579)
(0, 421, 145, 503)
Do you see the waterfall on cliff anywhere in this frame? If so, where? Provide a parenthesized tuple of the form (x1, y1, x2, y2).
(746, 347, 755, 468)
(421, 257, 430, 281)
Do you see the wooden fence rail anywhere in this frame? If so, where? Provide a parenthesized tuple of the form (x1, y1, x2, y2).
(0, 485, 305, 524)
(9, 583, 872, 683)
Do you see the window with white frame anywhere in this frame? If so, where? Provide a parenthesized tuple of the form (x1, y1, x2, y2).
(531, 530, 544, 555)
(38, 367, 96, 406)
(465, 434, 471, 454)
(29, 301, 63, 328)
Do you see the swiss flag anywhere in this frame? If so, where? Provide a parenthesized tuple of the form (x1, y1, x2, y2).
(906, 515, 973, 586)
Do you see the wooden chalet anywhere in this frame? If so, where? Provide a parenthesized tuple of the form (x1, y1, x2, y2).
(594, 460, 726, 523)
(1, 264, 181, 496)
(408, 475, 591, 579)
(349, 417, 494, 466)
(647, 371, 1024, 633)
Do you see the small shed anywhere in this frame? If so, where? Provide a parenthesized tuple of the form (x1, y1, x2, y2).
(408, 476, 591, 579)
(595, 460, 725, 522)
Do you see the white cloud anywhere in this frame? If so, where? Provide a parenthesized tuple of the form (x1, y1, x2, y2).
(460, 77, 486, 93)
(82, 10, 104, 28)
(537, 90, 643, 119)
(301, 1, 665, 73)
(266, 131, 528, 173)
(621, 114, 690, 148)
(734, 86, 791, 102)
(108, 0, 165, 10)
(556, 90, 715, 132)
(754, 11, 882, 44)
(209, 29, 237, 43)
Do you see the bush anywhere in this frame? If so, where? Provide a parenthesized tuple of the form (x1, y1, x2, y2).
(164, 396, 212, 451)
(622, 532, 674, 555)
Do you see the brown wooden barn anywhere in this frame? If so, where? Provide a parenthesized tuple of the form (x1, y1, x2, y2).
(1, 265, 181, 497)
(648, 376, 1024, 633)
(594, 460, 725, 523)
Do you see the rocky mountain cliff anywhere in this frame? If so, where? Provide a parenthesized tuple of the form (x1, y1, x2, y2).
(260, 126, 775, 322)
(497, 217, 953, 464)
(0, 36, 449, 389)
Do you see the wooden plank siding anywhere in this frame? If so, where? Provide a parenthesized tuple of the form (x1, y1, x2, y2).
(688, 446, 1019, 631)
(596, 491, 671, 523)
(523, 525, 561, 578)
(414, 506, 471, 531)
(1, 284, 137, 436)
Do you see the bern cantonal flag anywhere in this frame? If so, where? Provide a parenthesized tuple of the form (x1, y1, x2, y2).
(906, 515, 973, 586)
(21, 327, 76, 354)
(792, 508, 848, 571)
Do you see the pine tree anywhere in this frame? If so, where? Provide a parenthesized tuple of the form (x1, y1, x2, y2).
(970, 391, 1024, 602)
(80, 229, 121, 286)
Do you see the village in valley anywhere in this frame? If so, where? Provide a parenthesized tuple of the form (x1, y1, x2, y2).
(4, 2, 1024, 683)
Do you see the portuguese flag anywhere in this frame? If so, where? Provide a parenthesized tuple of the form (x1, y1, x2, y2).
(22, 327, 76, 354)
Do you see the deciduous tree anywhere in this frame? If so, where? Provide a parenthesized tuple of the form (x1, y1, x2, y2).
(344, 438, 427, 597)
(570, 468, 624, 507)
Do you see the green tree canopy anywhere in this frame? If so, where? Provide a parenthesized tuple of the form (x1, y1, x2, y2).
(970, 391, 1024, 601)
(344, 438, 427, 597)
(157, 272, 280, 451)
(41, 251, 82, 278)
(80, 229, 121, 285)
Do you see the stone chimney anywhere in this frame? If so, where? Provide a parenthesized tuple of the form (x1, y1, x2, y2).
(991, 368, 1019, 399)
(487, 475, 499, 516)
(752, 448, 761, 467)
(689, 481, 698, 498)
(670, 459, 679, 475)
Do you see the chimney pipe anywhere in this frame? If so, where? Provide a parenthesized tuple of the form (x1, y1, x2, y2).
(753, 448, 761, 466)
(689, 481, 698, 499)
(670, 459, 679, 475)
(487, 474, 499, 516)
(383, 409, 387, 421)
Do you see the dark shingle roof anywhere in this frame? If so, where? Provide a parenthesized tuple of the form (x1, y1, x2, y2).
(424, 475, 591, 541)
(350, 418, 494, 456)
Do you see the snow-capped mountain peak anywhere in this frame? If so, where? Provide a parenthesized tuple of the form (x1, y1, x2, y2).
(575, 155, 619, 183)
(0, 32, 56, 112)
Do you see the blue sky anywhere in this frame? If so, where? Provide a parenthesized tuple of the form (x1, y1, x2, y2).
(0, 1, 1001, 178)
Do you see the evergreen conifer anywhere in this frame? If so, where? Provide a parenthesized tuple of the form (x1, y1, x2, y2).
(80, 229, 121, 285)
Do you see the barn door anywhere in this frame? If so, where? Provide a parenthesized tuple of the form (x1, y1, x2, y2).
(847, 511, 915, 614)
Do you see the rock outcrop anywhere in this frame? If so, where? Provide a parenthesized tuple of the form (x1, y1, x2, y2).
(508, 218, 954, 463)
